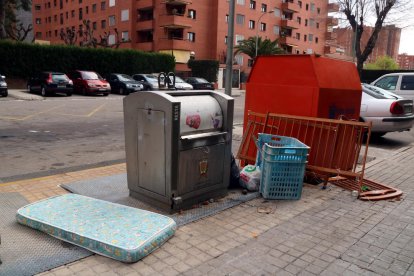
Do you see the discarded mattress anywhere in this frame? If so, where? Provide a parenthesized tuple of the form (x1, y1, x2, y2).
(16, 194, 176, 262)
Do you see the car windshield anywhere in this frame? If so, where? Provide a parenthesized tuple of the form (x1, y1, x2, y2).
(362, 84, 398, 100)
(172, 76, 185, 83)
(145, 75, 158, 82)
(117, 74, 134, 82)
(52, 74, 69, 82)
(81, 71, 103, 80)
(193, 78, 208, 83)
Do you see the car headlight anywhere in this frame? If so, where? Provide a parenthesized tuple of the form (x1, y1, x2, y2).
(0, 82, 6, 87)
(126, 84, 133, 88)
(68, 80, 73, 85)
(88, 83, 96, 87)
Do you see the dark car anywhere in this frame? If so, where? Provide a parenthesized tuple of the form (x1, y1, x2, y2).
(132, 74, 159, 91)
(68, 70, 110, 96)
(107, 73, 144, 95)
(27, 72, 73, 97)
(0, 74, 7, 97)
(185, 77, 215, 90)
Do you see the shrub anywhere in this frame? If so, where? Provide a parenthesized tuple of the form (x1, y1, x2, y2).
(187, 59, 219, 82)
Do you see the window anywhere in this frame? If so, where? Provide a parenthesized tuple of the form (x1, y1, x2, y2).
(374, 76, 399, 90)
(225, 14, 229, 23)
(316, 22, 319, 29)
(225, 36, 228, 44)
(121, 9, 129, 21)
(101, 19, 106, 28)
(306, 4, 309, 10)
(309, 19, 315, 27)
(236, 14, 245, 25)
(93, 22, 97, 30)
(310, 3, 315, 11)
(79, 8, 82, 20)
(54, 15, 57, 22)
(60, 13, 63, 24)
(249, 20, 255, 29)
(235, 34, 244, 45)
(273, 25, 280, 35)
(35, 32, 42, 38)
(109, 15, 115, 26)
(308, 34, 313, 42)
(305, 19, 308, 26)
(86, 6, 89, 14)
(122, 31, 129, 41)
(92, 4, 97, 12)
(53, 0, 56, 7)
(296, 33, 300, 40)
(317, 7, 320, 14)
(79, 24, 83, 36)
(187, 32, 195, 42)
(108, 34, 115, 45)
(236, 0, 245, 5)
(55, 30, 58, 37)
(260, 22, 266, 31)
(248, 59, 254, 67)
(188, 9, 196, 19)
(35, 18, 41, 24)
(35, 5, 41, 10)
(101, 1, 105, 10)
(261, 3, 267, 12)
(315, 37, 318, 43)
(65, 11, 68, 19)
(401, 76, 414, 90)
(59, 0, 63, 8)
(274, 8, 280, 17)
(71, 10, 75, 17)
(304, 34, 307, 41)
(297, 17, 301, 24)
(250, 0, 256, 9)
(298, 1, 302, 8)
(109, 0, 115, 7)
(235, 55, 243, 65)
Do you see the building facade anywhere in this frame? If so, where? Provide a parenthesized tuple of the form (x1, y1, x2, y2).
(398, 54, 414, 70)
(32, 0, 336, 77)
(335, 24, 401, 63)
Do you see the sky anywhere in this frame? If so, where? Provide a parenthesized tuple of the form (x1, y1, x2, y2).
(399, 28, 414, 55)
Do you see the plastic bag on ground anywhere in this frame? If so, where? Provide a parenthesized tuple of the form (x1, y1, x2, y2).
(239, 165, 261, 191)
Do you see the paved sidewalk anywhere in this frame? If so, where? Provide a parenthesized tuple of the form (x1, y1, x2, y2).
(1, 127, 413, 275)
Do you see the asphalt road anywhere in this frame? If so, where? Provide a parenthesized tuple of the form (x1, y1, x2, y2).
(0, 90, 246, 183)
(0, 89, 413, 183)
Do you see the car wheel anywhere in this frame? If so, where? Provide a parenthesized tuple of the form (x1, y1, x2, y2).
(41, 86, 47, 97)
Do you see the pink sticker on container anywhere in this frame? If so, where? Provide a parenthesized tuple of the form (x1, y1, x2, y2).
(186, 114, 201, 129)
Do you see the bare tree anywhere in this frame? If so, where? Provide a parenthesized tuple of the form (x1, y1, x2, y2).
(60, 27, 78, 45)
(337, 0, 411, 75)
(0, 0, 31, 39)
(4, 22, 32, 41)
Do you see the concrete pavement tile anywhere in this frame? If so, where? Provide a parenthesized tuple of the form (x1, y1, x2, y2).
(285, 264, 303, 275)
(305, 264, 325, 275)
(46, 267, 73, 276)
(159, 267, 180, 276)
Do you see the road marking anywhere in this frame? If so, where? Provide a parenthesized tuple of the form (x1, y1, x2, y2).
(51, 103, 107, 117)
(0, 105, 64, 121)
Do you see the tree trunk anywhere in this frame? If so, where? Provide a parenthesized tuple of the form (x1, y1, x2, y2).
(0, 0, 6, 39)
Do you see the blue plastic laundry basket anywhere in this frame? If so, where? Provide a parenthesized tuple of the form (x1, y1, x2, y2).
(256, 134, 309, 200)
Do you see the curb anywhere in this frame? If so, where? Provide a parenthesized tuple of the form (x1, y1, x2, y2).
(8, 89, 44, 101)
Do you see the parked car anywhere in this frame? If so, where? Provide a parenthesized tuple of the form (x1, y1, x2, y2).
(68, 70, 110, 96)
(27, 72, 73, 97)
(184, 77, 214, 90)
(132, 74, 159, 91)
(0, 74, 7, 97)
(106, 73, 144, 95)
(172, 76, 193, 90)
(361, 83, 414, 137)
(371, 72, 414, 101)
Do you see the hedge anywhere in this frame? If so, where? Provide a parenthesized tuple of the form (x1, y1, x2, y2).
(187, 59, 219, 82)
(0, 40, 175, 79)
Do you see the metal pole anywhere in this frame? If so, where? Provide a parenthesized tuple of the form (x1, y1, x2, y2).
(225, 0, 235, 96)
(255, 11, 272, 58)
(353, 6, 358, 63)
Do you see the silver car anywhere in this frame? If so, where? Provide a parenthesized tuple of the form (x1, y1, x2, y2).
(361, 83, 414, 137)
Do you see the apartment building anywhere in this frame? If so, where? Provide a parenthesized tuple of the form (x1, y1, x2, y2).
(32, 0, 336, 76)
(335, 25, 401, 63)
(398, 54, 414, 70)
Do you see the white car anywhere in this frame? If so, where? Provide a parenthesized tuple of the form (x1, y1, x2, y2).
(173, 76, 193, 90)
(361, 83, 414, 137)
(371, 72, 414, 101)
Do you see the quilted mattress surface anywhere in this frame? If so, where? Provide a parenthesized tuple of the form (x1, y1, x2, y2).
(16, 194, 177, 262)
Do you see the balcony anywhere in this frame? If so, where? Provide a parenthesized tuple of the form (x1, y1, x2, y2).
(158, 13, 192, 29)
(161, 0, 192, 5)
(325, 31, 337, 40)
(279, 35, 299, 47)
(327, 2, 340, 12)
(137, 0, 154, 8)
(327, 16, 338, 26)
(136, 42, 154, 52)
(158, 38, 192, 51)
(281, 1, 299, 13)
(281, 19, 300, 29)
(135, 20, 153, 31)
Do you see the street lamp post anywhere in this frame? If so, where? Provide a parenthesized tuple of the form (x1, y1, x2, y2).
(225, 0, 235, 96)
(255, 10, 273, 58)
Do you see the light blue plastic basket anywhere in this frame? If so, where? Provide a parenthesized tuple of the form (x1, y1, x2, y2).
(256, 134, 309, 200)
